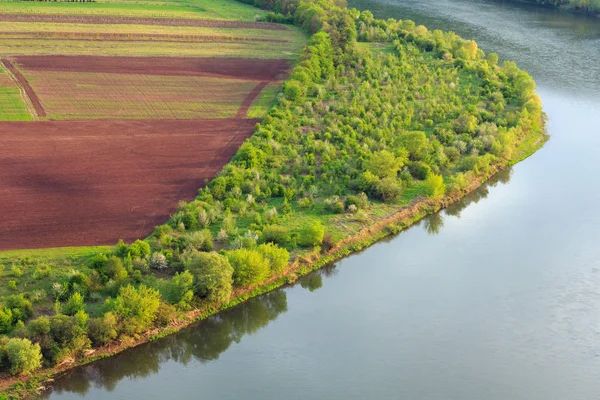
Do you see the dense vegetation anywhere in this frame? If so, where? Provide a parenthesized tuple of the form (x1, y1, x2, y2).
(0, 0, 544, 383)
(526, 0, 600, 13)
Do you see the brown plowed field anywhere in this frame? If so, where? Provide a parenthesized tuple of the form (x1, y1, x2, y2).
(0, 31, 289, 44)
(0, 119, 257, 250)
(0, 14, 288, 30)
(13, 55, 290, 81)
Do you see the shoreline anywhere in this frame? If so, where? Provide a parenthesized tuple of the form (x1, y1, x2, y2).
(0, 125, 548, 399)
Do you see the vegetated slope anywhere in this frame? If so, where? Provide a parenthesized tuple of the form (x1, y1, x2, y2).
(522, 0, 600, 13)
(0, 0, 545, 393)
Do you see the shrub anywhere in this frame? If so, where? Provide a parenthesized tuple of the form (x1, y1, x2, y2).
(184, 252, 233, 304)
(375, 177, 402, 203)
(424, 174, 446, 198)
(6, 338, 42, 375)
(163, 271, 194, 310)
(301, 222, 325, 247)
(257, 243, 289, 275)
(154, 303, 177, 327)
(104, 256, 128, 281)
(49, 314, 90, 362)
(226, 249, 270, 287)
(4, 294, 33, 322)
(104, 285, 161, 335)
(284, 80, 303, 102)
(87, 312, 118, 346)
(62, 292, 86, 316)
(408, 161, 432, 180)
(149, 252, 169, 271)
(260, 225, 290, 246)
(186, 230, 214, 251)
(0, 308, 13, 334)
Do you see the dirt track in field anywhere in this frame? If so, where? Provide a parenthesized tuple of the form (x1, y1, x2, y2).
(237, 81, 269, 118)
(12, 55, 291, 81)
(0, 31, 289, 44)
(0, 13, 288, 30)
(0, 119, 256, 250)
(1, 59, 45, 117)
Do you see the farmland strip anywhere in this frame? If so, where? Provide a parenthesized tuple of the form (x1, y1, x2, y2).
(0, 14, 288, 30)
(1, 59, 45, 118)
(236, 81, 269, 119)
(13, 56, 291, 81)
(0, 32, 289, 44)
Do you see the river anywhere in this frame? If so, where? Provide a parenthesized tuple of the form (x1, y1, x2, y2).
(42, 1, 600, 399)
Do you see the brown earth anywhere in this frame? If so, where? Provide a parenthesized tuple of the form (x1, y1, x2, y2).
(0, 31, 289, 43)
(0, 58, 45, 117)
(237, 81, 269, 118)
(12, 55, 291, 81)
(0, 119, 257, 250)
(0, 14, 288, 30)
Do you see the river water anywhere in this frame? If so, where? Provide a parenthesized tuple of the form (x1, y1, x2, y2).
(43, 1, 600, 399)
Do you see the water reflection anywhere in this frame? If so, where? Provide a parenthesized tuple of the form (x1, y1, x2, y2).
(43, 290, 289, 398)
(422, 166, 513, 234)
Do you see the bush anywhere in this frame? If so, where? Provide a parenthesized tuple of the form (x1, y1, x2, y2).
(184, 252, 233, 304)
(375, 177, 402, 203)
(257, 243, 289, 275)
(260, 225, 289, 246)
(6, 338, 42, 375)
(62, 292, 86, 316)
(186, 230, 214, 251)
(104, 285, 161, 335)
(149, 252, 169, 271)
(104, 256, 128, 281)
(301, 222, 325, 247)
(0, 308, 13, 334)
(87, 312, 118, 346)
(226, 249, 270, 287)
(284, 80, 303, 102)
(154, 302, 177, 327)
(163, 271, 194, 310)
(49, 314, 90, 362)
(4, 294, 33, 322)
(408, 161, 432, 180)
(424, 174, 446, 198)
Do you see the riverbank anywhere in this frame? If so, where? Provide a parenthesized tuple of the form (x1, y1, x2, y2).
(0, 123, 547, 399)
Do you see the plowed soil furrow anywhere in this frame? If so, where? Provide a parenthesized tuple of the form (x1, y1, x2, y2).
(237, 81, 269, 118)
(0, 31, 289, 43)
(0, 119, 257, 250)
(0, 14, 288, 30)
(1, 59, 45, 118)
(12, 56, 291, 81)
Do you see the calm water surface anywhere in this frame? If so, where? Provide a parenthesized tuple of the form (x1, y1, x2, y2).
(44, 1, 600, 399)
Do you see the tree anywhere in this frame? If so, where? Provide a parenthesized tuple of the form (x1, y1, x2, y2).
(104, 285, 161, 335)
(0, 308, 13, 334)
(301, 222, 325, 247)
(87, 312, 118, 346)
(284, 80, 303, 102)
(226, 249, 270, 287)
(184, 252, 233, 304)
(424, 174, 446, 198)
(164, 271, 194, 310)
(6, 338, 42, 375)
(257, 243, 289, 275)
(4, 294, 33, 322)
(365, 150, 405, 179)
(62, 292, 86, 316)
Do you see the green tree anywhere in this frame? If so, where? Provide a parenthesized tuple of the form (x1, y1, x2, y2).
(104, 285, 161, 335)
(301, 222, 325, 247)
(365, 150, 405, 179)
(226, 249, 270, 287)
(87, 312, 118, 346)
(6, 338, 42, 375)
(184, 252, 234, 304)
(62, 292, 86, 316)
(164, 271, 194, 310)
(424, 174, 446, 198)
(257, 243, 289, 275)
(0, 308, 13, 334)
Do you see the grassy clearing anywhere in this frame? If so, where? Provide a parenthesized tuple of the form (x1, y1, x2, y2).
(247, 82, 282, 118)
(0, 68, 32, 120)
(25, 71, 258, 119)
(0, 0, 266, 21)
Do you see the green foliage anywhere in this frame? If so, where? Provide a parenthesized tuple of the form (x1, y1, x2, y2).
(87, 312, 118, 347)
(226, 249, 270, 287)
(424, 174, 446, 198)
(260, 225, 290, 246)
(301, 222, 325, 247)
(4, 294, 33, 322)
(62, 292, 86, 316)
(184, 252, 234, 304)
(5, 338, 42, 376)
(284, 80, 303, 102)
(0, 307, 13, 334)
(365, 150, 405, 179)
(104, 285, 161, 335)
(257, 243, 290, 274)
(163, 271, 194, 310)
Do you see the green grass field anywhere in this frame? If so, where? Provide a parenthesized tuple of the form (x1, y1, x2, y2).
(0, 0, 266, 21)
(0, 67, 33, 120)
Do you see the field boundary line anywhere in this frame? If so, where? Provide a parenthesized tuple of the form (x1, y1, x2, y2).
(1, 59, 46, 118)
(236, 81, 269, 118)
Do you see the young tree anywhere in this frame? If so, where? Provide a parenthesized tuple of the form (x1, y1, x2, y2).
(257, 243, 289, 275)
(164, 271, 194, 310)
(62, 292, 86, 316)
(226, 249, 270, 287)
(6, 338, 42, 375)
(184, 252, 233, 304)
(104, 285, 161, 335)
(301, 222, 325, 247)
